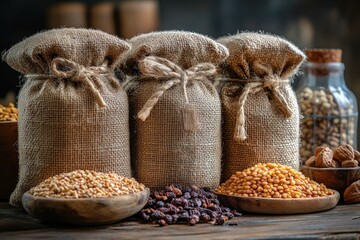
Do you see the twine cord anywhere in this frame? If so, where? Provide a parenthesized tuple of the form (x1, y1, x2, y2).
(221, 62, 293, 141)
(26, 57, 110, 108)
(137, 56, 216, 121)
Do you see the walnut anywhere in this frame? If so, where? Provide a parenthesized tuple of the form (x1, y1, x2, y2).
(344, 180, 360, 204)
(314, 146, 327, 157)
(354, 150, 360, 161)
(315, 147, 337, 168)
(304, 156, 315, 167)
(333, 144, 354, 163)
(341, 160, 359, 168)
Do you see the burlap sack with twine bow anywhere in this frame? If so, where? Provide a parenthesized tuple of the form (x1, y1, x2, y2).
(217, 32, 305, 181)
(120, 31, 228, 189)
(3, 28, 132, 207)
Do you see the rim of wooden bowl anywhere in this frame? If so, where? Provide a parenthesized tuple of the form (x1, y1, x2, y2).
(301, 165, 360, 171)
(214, 189, 339, 201)
(23, 187, 150, 202)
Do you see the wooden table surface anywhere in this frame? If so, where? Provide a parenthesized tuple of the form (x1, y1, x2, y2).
(0, 201, 359, 240)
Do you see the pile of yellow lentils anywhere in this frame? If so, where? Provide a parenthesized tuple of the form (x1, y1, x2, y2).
(0, 103, 18, 121)
(215, 163, 334, 198)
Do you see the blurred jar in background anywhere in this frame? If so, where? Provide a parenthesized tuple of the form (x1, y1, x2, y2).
(296, 49, 358, 162)
(47, 2, 87, 28)
(90, 2, 117, 35)
(118, 0, 159, 39)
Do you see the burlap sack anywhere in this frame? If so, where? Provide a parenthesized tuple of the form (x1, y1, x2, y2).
(3, 28, 132, 207)
(120, 31, 228, 189)
(217, 32, 305, 181)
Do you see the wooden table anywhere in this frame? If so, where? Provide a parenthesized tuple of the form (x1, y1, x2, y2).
(1, 202, 359, 239)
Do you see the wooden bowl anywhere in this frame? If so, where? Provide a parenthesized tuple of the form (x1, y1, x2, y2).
(22, 188, 150, 226)
(301, 166, 360, 194)
(0, 121, 18, 199)
(215, 190, 340, 214)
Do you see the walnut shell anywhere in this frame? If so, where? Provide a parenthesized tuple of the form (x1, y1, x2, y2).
(354, 150, 360, 161)
(344, 180, 360, 204)
(304, 156, 316, 167)
(333, 144, 354, 163)
(341, 160, 359, 168)
(314, 146, 327, 157)
(315, 147, 337, 168)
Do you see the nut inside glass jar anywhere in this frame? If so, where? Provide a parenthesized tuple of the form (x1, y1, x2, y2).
(297, 62, 358, 162)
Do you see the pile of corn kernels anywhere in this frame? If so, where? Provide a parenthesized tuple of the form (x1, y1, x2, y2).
(30, 170, 145, 199)
(0, 103, 18, 121)
(215, 163, 334, 198)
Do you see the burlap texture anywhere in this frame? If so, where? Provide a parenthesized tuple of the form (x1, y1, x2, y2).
(120, 30, 229, 74)
(217, 32, 305, 182)
(3, 28, 132, 207)
(122, 31, 228, 189)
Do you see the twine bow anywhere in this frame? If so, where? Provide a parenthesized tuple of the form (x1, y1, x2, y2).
(26, 57, 111, 108)
(233, 76, 293, 141)
(137, 56, 217, 121)
(51, 58, 108, 107)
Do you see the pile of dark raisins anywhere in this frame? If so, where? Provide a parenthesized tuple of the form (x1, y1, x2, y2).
(139, 185, 240, 226)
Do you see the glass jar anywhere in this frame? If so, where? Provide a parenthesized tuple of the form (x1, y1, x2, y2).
(296, 49, 358, 162)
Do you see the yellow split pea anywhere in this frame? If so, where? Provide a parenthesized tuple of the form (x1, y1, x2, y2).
(215, 163, 333, 198)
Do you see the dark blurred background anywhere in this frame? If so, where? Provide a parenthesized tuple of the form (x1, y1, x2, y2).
(0, 0, 359, 105)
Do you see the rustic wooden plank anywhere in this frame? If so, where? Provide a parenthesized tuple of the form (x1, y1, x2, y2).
(0, 202, 359, 239)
